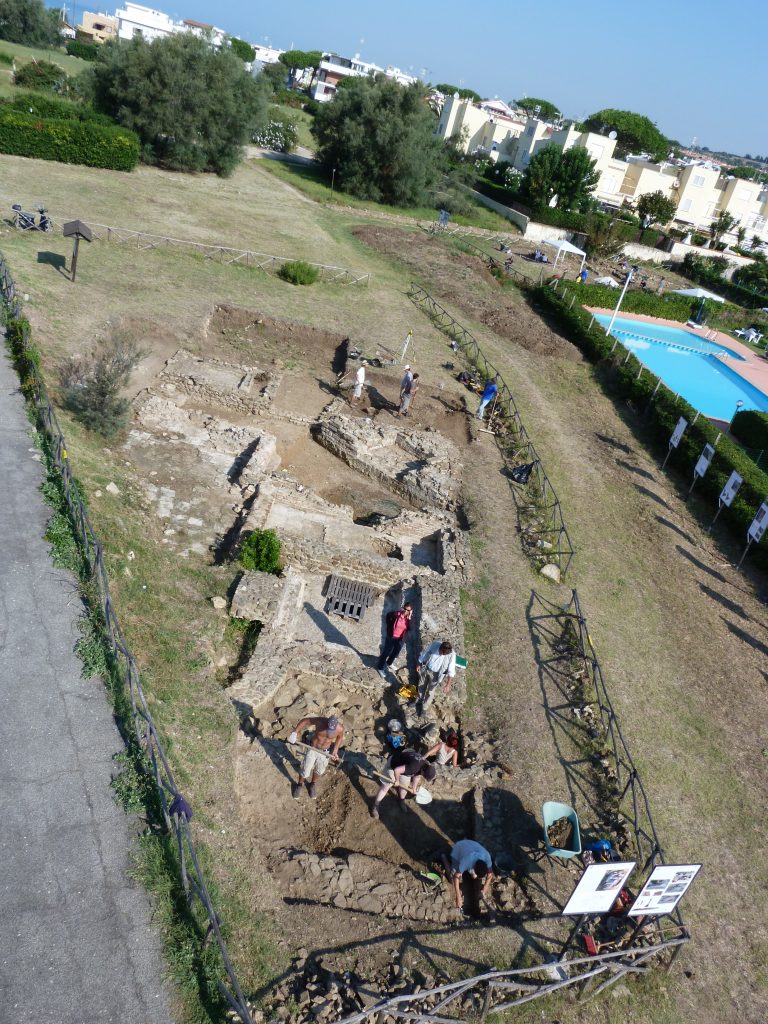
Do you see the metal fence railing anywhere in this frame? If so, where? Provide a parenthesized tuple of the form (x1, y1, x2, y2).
(528, 588, 688, 941)
(7, 213, 370, 286)
(408, 283, 575, 576)
(0, 252, 255, 1024)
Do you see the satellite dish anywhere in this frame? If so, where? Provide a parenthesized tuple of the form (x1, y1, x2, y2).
(608, 130, 618, 140)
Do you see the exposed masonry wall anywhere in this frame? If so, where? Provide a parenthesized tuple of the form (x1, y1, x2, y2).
(313, 408, 461, 512)
(158, 348, 282, 413)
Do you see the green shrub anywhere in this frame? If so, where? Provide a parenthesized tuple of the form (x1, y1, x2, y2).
(8, 92, 114, 126)
(252, 117, 298, 153)
(239, 529, 282, 574)
(58, 329, 145, 438)
(577, 283, 701, 322)
(732, 410, 768, 451)
(0, 50, 13, 66)
(277, 259, 319, 286)
(0, 107, 139, 169)
(13, 59, 72, 93)
(534, 286, 768, 568)
(66, 39, 98, 61)
(682, 252, 768, 308)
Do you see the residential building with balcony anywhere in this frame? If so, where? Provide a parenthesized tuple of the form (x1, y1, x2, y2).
(311, 53, 417, 102)
(77, 11, 118, 43)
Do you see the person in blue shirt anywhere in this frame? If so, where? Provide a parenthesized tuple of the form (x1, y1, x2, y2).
(578, 268, 588, 284)
(476, 378, 498, 421)
(442, 839, 494, 909)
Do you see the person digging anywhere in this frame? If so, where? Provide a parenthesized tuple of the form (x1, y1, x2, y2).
(442, 839, 494, 911)
(287, 715, 344, 800)
(370, 749, 436, 819)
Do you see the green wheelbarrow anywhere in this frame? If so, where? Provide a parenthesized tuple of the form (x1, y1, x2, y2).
(542, 801, 582, 860)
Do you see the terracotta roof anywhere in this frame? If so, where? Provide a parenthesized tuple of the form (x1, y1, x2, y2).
(183, 18, 212, 28)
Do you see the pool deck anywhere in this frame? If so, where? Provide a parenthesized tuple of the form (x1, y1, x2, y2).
(585, 307, 768, 400)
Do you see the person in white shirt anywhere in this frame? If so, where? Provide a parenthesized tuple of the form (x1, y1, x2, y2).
(351, 362, 366, 404)
(416, 639, 456, 712)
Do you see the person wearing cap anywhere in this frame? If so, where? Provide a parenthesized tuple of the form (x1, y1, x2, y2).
(400, 365, 413, 398)
(425, 729, 460, 767)
(385, 719, 406, 752)
(287, 714, 344, 800)
(351, 362, 366, 405)
(416, 640, 456, 713)
(395, 373, 419, 418)
(444, 839, 494, 910)
(377, 601, 413, 678)
(370, 749, 436, 819)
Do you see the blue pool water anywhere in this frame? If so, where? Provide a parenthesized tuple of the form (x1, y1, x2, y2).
(595, 314, 768, 420)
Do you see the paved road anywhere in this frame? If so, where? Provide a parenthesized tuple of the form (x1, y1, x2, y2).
(0, 337, 173, 1024)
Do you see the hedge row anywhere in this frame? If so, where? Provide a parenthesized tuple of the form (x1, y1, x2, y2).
(0, 108, 139, 170)
(682, 253, 768, 309)
(476, 180, 666, 246)
(732, 410, 768, 452)
(577, 283, 708, 323)
(5, 93, 115, 127)
(534, 285, 768, 568)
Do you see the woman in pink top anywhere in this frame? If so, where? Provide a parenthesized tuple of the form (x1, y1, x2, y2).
(376, 602, 413, 677)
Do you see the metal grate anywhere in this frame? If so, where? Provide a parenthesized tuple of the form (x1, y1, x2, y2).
(324, 574, 376, 622)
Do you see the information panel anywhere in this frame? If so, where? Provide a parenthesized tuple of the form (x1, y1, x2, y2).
(720, 471, 743, 507)
(748, 501, 768, 544)
(694, 444, 715, 478)
(562, 862, 636, 917)
(628, 864, 701, 917)
(670, 417, 687, 449)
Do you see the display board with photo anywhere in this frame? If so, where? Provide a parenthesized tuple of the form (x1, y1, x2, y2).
(561, 862, 636, 916)
(627, 864, 701, 917)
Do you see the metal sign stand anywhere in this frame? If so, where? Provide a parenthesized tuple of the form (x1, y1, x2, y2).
(737, 539, 753, 568)
(708, 499, 725, 533)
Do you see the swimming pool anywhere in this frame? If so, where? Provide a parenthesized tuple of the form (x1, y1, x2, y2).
(595, 314, 768, 421)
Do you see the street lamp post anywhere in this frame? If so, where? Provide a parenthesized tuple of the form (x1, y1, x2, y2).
(730, 399, 744, 429)
(605, 265, 638, 336)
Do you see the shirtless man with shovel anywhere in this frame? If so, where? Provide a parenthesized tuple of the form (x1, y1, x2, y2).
(287, 715, 344, 800)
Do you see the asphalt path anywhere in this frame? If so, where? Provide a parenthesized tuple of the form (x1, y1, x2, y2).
(0, 335, 173, 1023)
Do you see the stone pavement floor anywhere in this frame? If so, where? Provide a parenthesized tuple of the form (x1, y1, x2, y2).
(0, 338, 174, 1023)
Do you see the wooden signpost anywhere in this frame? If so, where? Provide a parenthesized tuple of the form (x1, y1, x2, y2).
(62, 220, 93, 282)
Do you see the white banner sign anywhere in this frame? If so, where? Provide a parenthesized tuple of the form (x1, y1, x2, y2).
(669, 417, 687, 449)
(628, 864, 701, 917)
(720, 471, 743, 507)
(694, 444, 715, 478)
(562, 862, 636, 917)
(748, 501, 768, 544)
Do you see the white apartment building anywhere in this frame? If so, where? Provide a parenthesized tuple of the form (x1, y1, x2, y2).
(312, 53, 417, 103)
(115, 2, 225, 47)
(437, 100, 768, 241)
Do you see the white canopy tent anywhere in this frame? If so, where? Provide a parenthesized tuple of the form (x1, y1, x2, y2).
(541, 238, 587, 272)
(672, 286, 725, 325)
(671, 287, 725, 303)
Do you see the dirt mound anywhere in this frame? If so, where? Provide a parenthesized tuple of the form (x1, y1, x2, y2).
(352, 226, 582, 361)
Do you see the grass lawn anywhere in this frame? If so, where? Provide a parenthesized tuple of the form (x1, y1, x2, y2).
(255, 156, 516, 233)
(3, 151, 767, 1024)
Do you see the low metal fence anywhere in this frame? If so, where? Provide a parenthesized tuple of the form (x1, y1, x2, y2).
(0, 252, 255, 1024)
(333, 933, 689, 1024)
(408, 283, 574, 576)
(8, 212, 370, 286)
(529, 587, 687, 936)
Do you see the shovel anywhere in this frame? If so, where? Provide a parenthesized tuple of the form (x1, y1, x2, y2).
(287, 739, 345, 768)
(372, 769, 433, 805)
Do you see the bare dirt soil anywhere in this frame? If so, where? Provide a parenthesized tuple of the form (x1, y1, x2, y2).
(351, 224, 768, 1024)
(352, 225, 583, 362)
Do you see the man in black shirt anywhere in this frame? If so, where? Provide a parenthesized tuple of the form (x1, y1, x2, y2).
(370, 749, 435, 819)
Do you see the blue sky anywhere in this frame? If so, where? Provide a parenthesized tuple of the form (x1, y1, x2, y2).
(68, 0, 764, 156)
